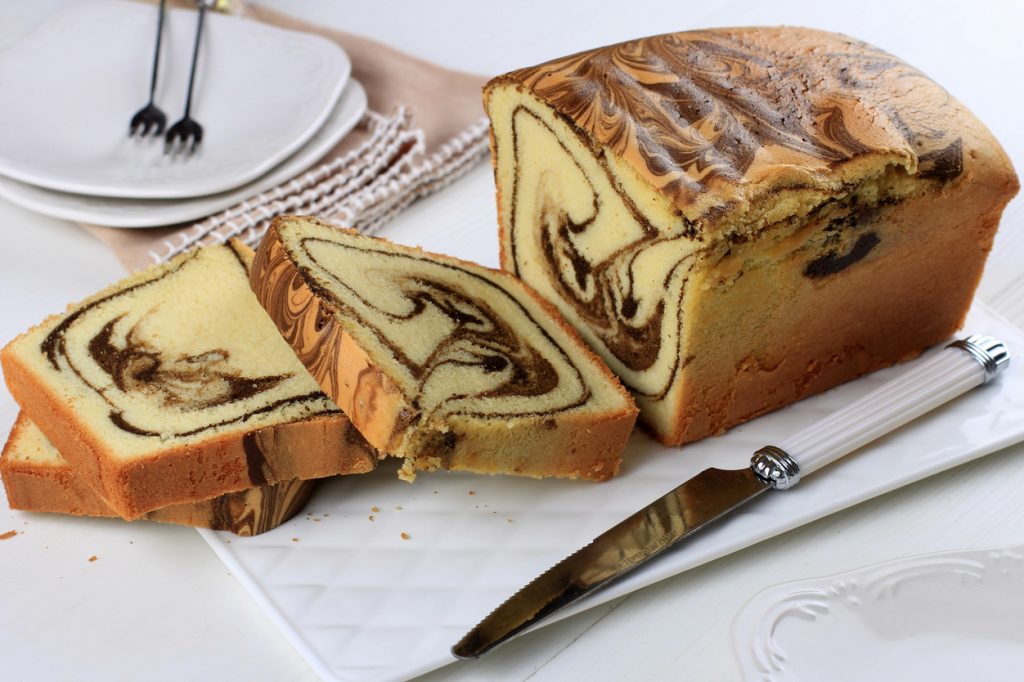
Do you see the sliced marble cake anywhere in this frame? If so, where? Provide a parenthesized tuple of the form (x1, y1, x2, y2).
(251, 216, 638, 482)
(1, 241, 376, 519)
(484, 27, 1018, 445)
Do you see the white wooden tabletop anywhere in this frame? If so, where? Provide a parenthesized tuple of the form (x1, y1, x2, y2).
(0, 1, 1021, 680)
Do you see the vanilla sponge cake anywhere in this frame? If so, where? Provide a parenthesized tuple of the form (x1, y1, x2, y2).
(1, 242, 377, 519)
(484, 27, 1019, 445)
(251, 217, 638, 481)
(1, 413, 314, 535)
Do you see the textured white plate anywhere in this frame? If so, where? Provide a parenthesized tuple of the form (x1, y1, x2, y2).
(0, 0, 350, 199)
(0, 80, 366, 228)
(732, 544, 1024, 681)
(199, 302, 1024, 682)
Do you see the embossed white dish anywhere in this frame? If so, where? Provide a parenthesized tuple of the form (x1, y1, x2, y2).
(732, 544, 1024, 682)
(0, 0, 350, 199)
(199, 302, 1024, 682)
(0, 80, 366, 227)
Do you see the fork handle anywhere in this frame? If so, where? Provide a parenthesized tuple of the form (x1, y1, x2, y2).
(147, 0, 167, 102)
(182, 0, 208, 117)
(752, 335, 1009, 489)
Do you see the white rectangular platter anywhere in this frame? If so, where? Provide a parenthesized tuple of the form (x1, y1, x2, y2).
(200, 301, 1024, 682)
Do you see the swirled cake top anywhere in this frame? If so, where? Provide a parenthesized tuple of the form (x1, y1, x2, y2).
(492, 27, 967, 213)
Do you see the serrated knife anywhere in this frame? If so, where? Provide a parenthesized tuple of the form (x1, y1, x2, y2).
(452, 335, 1010, 659)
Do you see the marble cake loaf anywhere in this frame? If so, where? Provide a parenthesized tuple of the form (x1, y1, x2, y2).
(251, 216, 638, 482)
(1, 413, 313, 536)
(484, 27, 1019, 445)
(1, 241, 376, 519)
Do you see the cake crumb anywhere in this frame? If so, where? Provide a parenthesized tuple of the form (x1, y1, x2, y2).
(395, 505, 403, 511)
(0, 529, 18, 541)
(400, 532, 410, 541)
(88, 555, 97, 562)
(468, 490, 476, 496)
(506, 518, 513, 523)
(368, 515, 375, 522)
(291, 537, 300, 543)
(371, 507, 380, 513)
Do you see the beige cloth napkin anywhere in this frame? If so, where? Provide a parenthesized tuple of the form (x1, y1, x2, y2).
(87, 5, 490, 270)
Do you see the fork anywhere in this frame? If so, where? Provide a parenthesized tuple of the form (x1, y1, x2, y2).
(128, 0, 168, 137)
(165, 1, 209, 155)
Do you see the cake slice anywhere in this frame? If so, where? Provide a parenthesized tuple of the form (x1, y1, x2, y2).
(251, 217, 637, 481)
(1, 413, 313, 535)
(484, 27, 1019, 445)
(1, 241, 376, 519)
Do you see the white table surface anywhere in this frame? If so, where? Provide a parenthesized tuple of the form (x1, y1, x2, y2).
(1, 1, 1022, 680)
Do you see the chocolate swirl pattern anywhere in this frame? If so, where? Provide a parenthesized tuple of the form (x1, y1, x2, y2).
(251, 218, 638, 481)
(483, 27, 1010, 447)
(502, 104, 701, 401)
(250, 235, 353, 402)
(258, 232, 592, 422)
(502, 28, 963, 206)
(37, 243, 338, 440)
(206, 478, 316, 536)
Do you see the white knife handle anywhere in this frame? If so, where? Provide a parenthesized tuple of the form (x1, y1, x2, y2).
(751, 335, 1010, 489)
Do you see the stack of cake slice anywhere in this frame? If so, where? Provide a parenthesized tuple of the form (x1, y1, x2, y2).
(1, 414, 319, 535)
(0, 241, 377, 534)
(1, 225, 641, 538)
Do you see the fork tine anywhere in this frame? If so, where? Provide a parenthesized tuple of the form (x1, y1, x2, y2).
(165, 2, 207, 156)
(165, 127, 182, 155)
(128, 0, 167, 139)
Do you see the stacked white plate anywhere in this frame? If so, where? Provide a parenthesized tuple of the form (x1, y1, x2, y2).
(0, 0, 367, 227)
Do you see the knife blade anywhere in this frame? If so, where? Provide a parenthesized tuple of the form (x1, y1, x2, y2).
(452, 335, 1009, 659)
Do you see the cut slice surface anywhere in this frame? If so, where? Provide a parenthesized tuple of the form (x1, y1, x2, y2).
(252, 217, 637, 481)
(1, 241, 376, 518)
(485, 27, 1019, 445)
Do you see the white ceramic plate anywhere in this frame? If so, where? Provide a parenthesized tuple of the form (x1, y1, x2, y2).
(199, 303, 1024, 682)
(732, 544, 1024, 682)
(0, 80, 366, 228)
(0, 0, 350, 199)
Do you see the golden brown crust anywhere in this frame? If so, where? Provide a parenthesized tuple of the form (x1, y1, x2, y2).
(249, 226, 412, 453)
(1, 413, 317, 535)
(1, 344, 375, 519)
(485, 27, 1016, 222)
(251, 218, 637, 481)
(484, 27, 1018, 448)
(648, 177, 1008, 446)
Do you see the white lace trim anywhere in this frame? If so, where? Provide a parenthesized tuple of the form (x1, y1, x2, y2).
(148, 108, 489, 264)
